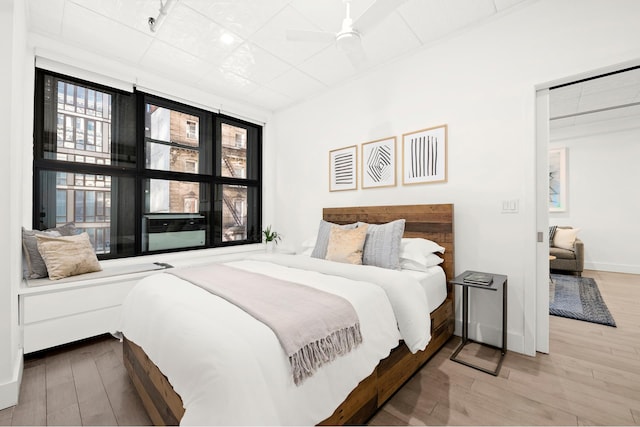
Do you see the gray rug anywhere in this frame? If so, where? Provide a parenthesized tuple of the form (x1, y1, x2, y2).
(549, 274, 616, 327)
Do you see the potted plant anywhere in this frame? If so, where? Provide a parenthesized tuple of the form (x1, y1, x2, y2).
(262, 225, 281, 252)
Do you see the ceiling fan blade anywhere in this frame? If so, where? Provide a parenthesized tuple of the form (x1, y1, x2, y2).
(286, 29, 335, 44)
(353, 0, 408, 34)
(344, 42, 368, 71)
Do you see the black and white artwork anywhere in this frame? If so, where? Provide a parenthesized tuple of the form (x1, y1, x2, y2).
(402, 125, 447, 185)
(329, 145, 357, 191)
(362, 137, 396, 189)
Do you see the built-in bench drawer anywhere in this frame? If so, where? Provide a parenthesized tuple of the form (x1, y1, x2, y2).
(22, 279, 138, 324)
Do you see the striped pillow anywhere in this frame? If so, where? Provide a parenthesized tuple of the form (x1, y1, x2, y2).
(360, 219, 406, 270)
(549, 225, 558, 247)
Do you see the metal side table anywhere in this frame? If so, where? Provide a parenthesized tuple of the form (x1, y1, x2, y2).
(449, 270, 508, 376)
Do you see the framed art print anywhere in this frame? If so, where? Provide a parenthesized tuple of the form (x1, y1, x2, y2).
(549, 147, 567, 212)
(329, 145, 357, 191)
(362, 136, 396, 189)
(402, 124, 448, 185)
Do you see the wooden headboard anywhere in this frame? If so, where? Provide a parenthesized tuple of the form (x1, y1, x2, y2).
(322, 204, 455, 280)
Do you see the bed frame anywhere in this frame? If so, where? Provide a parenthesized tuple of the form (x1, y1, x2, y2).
(123, 203, 455, 425)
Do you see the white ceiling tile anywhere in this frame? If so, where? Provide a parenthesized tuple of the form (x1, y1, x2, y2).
(250, 5, 331, 66)
(27, 0, 65, 35)
(493, 0, 528, 11)
(140, 39, 211, 82)
(221, 42, 291, 84)
(579, 88, 637, 112)
(289, 0, 376, 33)
(183, 0, 290, 39)
(297, 46, 356, 86)
(397, 0, 452, 44)
(440, 0, 496, 29)
(265, 68, 326, 100)
(67, 0, 159, 34)
(196, 66, 260, 97)
(156, 3, 242, 63)
(61, 2, 154, 63)
(361, 12, 421, 64)
(244, 87, 294, 111)
(549, 98, 580, 119)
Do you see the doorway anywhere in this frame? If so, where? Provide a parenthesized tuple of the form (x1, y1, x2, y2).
(535, 64, 640, 353)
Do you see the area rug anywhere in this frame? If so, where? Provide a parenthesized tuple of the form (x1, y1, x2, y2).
(549, 274, 616, 327)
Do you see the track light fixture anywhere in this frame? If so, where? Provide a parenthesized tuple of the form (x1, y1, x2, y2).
(148, 0, 178, 33)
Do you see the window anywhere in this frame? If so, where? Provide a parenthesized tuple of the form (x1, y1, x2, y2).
(186, 120, 198, 140)
(34, 69, 262, 259)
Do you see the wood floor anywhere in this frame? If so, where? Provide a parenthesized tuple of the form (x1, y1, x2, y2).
(1, 270, 638, 426)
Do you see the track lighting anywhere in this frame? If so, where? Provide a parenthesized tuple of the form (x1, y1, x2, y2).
(148, 0, 178, 33)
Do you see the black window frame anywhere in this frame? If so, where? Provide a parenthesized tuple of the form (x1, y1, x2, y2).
(33, 68, 262, 260)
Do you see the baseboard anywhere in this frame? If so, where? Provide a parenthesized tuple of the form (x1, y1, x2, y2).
(454, 319, 527, 355)
(0, 350, 23, 410)
(585, 262, 640, 275)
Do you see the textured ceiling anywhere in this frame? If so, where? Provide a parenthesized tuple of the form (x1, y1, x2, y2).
(26, 0, 529, 111)
(550, 67, 640, 131)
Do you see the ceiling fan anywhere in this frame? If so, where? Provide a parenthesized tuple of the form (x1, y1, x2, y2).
(286, 0, 408, 69)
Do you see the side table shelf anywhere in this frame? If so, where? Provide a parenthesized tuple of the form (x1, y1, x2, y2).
(449, 270, 508, 376)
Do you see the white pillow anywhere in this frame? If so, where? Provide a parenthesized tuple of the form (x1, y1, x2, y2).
(401, 253, 444, 272)
(301, 236, 317, 248)
(553, 227, 580, 250)
(399, 238, 446, 271)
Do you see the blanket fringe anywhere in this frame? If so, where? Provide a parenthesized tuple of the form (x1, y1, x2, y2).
(290, 323, 363, 386)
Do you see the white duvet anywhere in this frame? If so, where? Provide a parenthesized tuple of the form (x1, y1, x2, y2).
(118, 254, 432, 425)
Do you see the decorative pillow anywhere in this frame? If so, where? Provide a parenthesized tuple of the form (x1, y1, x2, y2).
(22, 228, 62, 279)
(358, 219, 406, 270)
(549, 225, 558, 247)
(553, 227, 580, 251)
(399, 238, 446, 271)
(401, 253, 444, 272)
(311, 220, 358, 259)
(325, 224, 368, 265)
(36, 232, 102, 280)
(51, 222, 79, 236)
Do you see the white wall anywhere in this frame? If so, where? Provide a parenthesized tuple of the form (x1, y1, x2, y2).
(0, 0, 26, 409)
(271, 0, 640, 356)
(551, 117, 640, 274)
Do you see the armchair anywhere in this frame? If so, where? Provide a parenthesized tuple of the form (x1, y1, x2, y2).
(550, 226, 584, 276)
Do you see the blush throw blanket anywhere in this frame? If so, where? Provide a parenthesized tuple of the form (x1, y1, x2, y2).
(168, 264, 362, 385)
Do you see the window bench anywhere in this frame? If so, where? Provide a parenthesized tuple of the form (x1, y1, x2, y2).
(18, 246, 265, 354)
(19, 262, 171, 354)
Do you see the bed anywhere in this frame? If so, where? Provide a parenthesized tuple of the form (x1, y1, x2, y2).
(120, 204, 455, 425)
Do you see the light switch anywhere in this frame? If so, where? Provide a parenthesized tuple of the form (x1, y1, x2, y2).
(501, 199, 519, 213)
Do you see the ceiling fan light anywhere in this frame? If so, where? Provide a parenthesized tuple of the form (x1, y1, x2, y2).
(336, 31, 361, 52)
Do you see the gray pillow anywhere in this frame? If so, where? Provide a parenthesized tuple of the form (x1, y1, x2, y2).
(311, 220, 358, 259)
(52, 222, 79, 236)
(22, 227, 62, 279)
(360, 219, 406, 270)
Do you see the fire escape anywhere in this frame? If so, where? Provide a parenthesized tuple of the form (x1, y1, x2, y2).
(223, 156, 242, 229)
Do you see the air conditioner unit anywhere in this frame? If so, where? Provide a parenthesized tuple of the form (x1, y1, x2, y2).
(143, 214, 206, 251)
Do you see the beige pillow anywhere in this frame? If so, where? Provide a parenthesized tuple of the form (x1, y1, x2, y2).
(36, 232, 102, 280)
(325, 224, 368, 265)
(553, 227, 580, 250)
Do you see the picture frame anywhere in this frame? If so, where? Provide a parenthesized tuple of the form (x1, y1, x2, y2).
(329, 145, 357, 192)
(361, 136, 396, 189)
(402, 124, 448, 185)
(549, 147, 567, 212)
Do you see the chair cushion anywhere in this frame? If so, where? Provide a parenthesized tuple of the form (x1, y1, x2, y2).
(550, 246, 576, 260)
